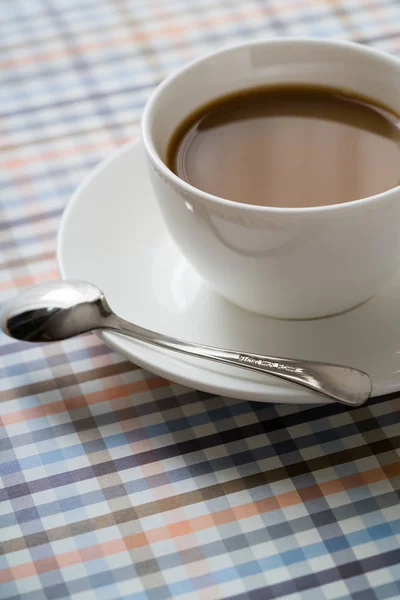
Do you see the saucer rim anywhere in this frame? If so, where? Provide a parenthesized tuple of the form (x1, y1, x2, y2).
(58, 138, 393, 404)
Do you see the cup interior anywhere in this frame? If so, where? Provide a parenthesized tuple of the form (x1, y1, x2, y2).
(144, 39, 400, 171)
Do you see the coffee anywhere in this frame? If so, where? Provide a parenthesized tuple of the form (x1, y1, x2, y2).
(166, 85, 400, 208)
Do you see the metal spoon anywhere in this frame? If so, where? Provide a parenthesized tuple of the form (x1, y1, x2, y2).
(0, 280, 372, 406)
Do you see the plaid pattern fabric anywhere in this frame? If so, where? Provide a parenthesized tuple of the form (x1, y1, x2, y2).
(2, 1, 400, 599)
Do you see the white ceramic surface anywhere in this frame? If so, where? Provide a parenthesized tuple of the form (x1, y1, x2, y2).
(142, 38, 400, 319)
(58, 140, 400, 403)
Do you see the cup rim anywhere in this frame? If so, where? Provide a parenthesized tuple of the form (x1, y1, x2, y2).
(142, 36, 400, 214)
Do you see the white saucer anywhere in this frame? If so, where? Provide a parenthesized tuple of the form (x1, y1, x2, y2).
(57, 140, 400, 404)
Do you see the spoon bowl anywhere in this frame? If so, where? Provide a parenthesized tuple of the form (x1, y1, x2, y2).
(1, 280, 110, 342)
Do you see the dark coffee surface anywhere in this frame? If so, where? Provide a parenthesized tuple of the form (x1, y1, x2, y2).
(167, 85, 400, 207)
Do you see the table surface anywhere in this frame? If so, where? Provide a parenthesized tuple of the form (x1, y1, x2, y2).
(2, 1, 400, 599)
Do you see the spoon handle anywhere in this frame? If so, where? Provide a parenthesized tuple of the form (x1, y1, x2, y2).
(105, 314, 372, 406)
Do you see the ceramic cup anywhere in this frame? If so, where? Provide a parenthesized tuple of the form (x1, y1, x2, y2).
(142, 38, 400, 319)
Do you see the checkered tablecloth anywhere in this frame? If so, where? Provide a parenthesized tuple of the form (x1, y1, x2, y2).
(2, 1, 400, 599)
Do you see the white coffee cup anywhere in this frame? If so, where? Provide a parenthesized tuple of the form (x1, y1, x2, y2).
(142, 38, 400, 319)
